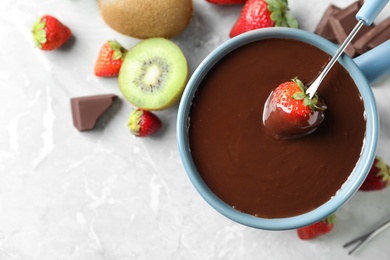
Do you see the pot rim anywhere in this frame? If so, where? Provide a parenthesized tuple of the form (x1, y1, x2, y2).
(177, 27, 379, 230)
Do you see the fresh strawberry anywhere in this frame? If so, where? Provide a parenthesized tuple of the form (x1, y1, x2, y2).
(229, 0, 298, 38)
(263, 78, 326, 139)
(128, 109, 162, 137)
(32, 15, 72, 51)
(94, 40, 127, 77)
(206, 0, 247, 4)
(360, 156, 390, 191)
(297, 214, 336, 240)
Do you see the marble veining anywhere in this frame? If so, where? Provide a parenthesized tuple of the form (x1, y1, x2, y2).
(1, 0, 390, 259)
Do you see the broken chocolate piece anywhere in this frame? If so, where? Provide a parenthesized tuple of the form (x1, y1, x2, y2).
(71, 94, 118, 131)
(354, 17, 390, 54)
(314, 5, 341, 43)
(329, 0, 375, 57)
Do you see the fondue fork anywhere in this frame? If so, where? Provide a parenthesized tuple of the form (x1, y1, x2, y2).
(306, 0, 389, 99)
(343, 216, 390, 255)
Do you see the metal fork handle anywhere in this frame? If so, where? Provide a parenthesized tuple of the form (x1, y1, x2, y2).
(344, 217, 390, 255)
(306, 20, 365, 99)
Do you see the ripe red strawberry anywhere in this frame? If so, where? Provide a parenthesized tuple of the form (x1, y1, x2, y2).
(297, 214, 336, 240)
(360, 156, 390, 191)
(230, 0, 298, 38)
(128, 109, 162, 137)
(32, 15, 72, 51)
(206, 0, 247, 4)
(94, 40, 127, 77)
(263, 78, 326, 139)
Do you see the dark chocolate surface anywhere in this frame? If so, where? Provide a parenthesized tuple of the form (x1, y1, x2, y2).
(355, 17, 390, 54)
(329, 1, 375, 57)
(71, 94, 117, 131)
(188, 39, 366, 218)
(314, 1, 390, 57)
(314, 5, 341, 43)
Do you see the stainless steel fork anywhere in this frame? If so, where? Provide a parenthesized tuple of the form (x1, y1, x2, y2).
(343, 216, 390, 255)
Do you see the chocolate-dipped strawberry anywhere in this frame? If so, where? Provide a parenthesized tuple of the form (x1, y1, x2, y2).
(263, 77, 327, 140)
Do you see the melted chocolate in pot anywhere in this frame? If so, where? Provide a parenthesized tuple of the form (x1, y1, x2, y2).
(188, 39, 366, 218)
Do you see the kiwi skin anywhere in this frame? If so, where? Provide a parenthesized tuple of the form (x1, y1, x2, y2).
(118, 38, 189, 111)
(98, 0, 193, 39)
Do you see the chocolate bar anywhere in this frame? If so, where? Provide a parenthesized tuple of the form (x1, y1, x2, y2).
(354, 17, 390, 54)
(329, 0, 375, 57)
(71, 94, 118, 131)
(314, 5, 341, 43)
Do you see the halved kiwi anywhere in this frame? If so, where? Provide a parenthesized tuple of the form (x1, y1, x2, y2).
(119, 38, 188, 110)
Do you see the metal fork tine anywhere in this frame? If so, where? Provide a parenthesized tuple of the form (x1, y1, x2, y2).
(343, 216, 390, 255)
(343, 233, 369, 248)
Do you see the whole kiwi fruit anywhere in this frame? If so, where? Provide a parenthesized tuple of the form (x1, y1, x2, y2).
(98, 0, 193, 39)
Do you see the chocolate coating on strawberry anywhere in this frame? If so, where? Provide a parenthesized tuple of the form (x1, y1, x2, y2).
(263, 78, 327, 140)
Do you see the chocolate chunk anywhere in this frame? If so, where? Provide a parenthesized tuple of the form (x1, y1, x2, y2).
(329, 0, 375, 57)
(314, 5, 341, 43)
(354, 17, 390, 54)
(71, 94, 118, 131)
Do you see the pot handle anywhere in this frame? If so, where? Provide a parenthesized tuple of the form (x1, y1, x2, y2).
(356, 0, 389, 25)
(353, 39, 390, 84)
